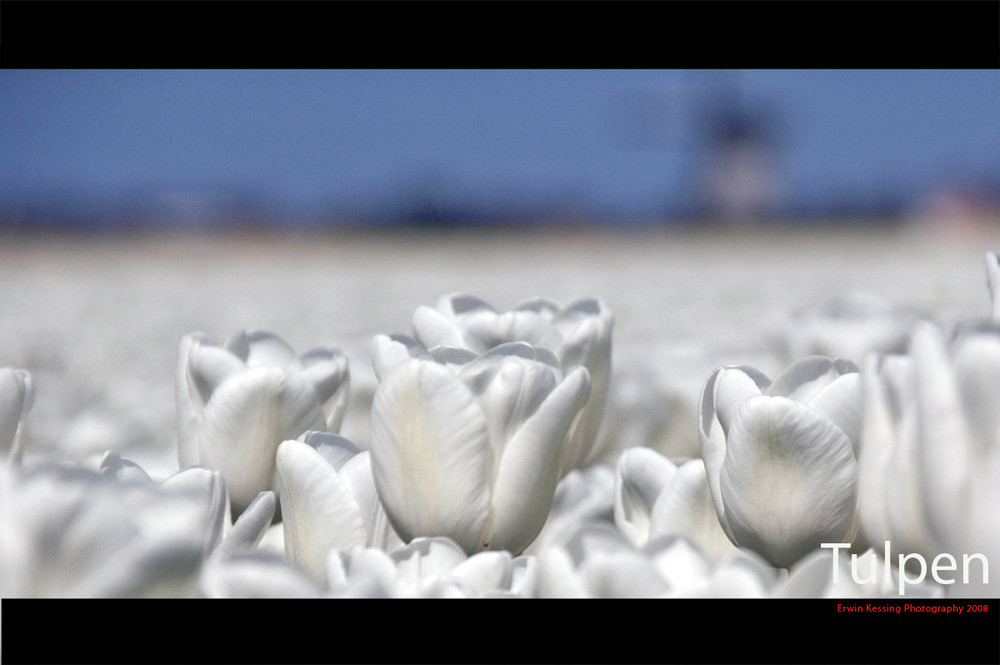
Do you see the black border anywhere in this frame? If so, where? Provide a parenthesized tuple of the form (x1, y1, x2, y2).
(2, 598, 998, 664)
(1, 1, 998, 69)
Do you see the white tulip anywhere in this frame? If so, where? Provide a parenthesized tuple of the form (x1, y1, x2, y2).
(275, 432, 401, 586)
(410, 293, 613, 474)
(777, 292, 921, 366)
(857, 352, 940, 561)
(0, 461, 222, 597)
(772, 547, 942, 598)
(613, 447, 736, 563)
(861, 320, 1000, 596)
(535, 522, 670, 598)
(199, 550, 322, 598)
(522, 462, 615, 557)
(176, 329, 350, 516)
(0, 368, 33, 465)
(326, 536, 533, 598)
(699, 356, 862, 568)
(369, 335, 591, 555)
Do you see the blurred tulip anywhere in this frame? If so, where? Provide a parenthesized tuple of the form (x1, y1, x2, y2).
(200, 550, 322, 598)
(613, 447, 736, 563)
(275, 431, 401, 585)
(522, 462, 615, 557)
(986, 251, 1000, 321)
(326, 536, 535, 598)
(777, 292, 922, 367)
(535, 522, 671, 598)
(176, 330, 350, 516)
(0, 368, 33, 465)
(772, 547, 942, 598)
(699, 356, 862, 568)
(860, 320, 1000, 596)
(0, 461, 223, 597)
(410, 293, 613, 474)
(369, 335, 590, 555)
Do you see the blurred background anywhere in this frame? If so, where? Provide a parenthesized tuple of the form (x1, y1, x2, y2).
(2, 68, 1000, 478)
(2, 69, 999, 234)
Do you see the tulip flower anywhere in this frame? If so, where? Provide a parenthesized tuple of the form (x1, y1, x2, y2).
(200, 550, 322, 598)
(176, 330, 350, 516)
(613, 447, 736, 563)
(409, 293, 613, 474)
(369, 334, 591, 556)
(860, 320, 1000, 596)
(778, 292, 921, 367)
(699, 356, 862, 569)
(856, 352, 940, 563)
(522, 462, 615, 557)
(0, 368, 33, 465)
(327, 536, 537, 598)
(0, 461, 222, 597)
(275, 431, 401, 585)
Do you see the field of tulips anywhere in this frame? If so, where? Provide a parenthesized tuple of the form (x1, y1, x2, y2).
(1, 226, 998, 661)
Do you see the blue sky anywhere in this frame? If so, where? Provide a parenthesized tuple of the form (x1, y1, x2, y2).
(1, 69, 998, 227)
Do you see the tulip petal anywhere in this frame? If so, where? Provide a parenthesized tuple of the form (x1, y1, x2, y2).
(227, 330, 298, 367)
(300, 349, 351, 431)
(414, 294, 500, 352)
(199, 367, 327, 515)
(99, 450, 153, 485)
(176, 333, 211, 467)
(645, 535, 713, 596)
(427, 345, 479, 372)
(987, 251, 1000, 321)
(0, 368, 32, 464)
(297, 430, 361, 470)
(460, 346, 559, 459)
(556, 305, 614, 470)
(805, 371, 862, 452)
(217, 490, 276, 556)
(186, 342, 247, 408)
(201, 551, 321, 598)
(495, 310, 564, 349)
(910, 322, 974, 550)
(766, 355, 858, 402)
(369, 359, 491, 554)
(721, 395, 858, 568)
(338, 451, 403, 551)
(159, 466, 230, 555)
(442, 292, 496, 317)
(699, 365, 769, 542)
(711, 366, 770, 438)
(371, 333, 432, 382)
(872, 355, 939, 556)
(451, 550, 513, 596)
(276, 440, 367, 585)
(390, 536, 469, 581)
(649, 458, 737, 563)
(514, 296, 563, 317)
(488, 366, 591, 554)
(857, 354, 904, 547)
(613, 447, 678, 547)
(411, 303, 468, 349)
(952, 330, 1000, 456)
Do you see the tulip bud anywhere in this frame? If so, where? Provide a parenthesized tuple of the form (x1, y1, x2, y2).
(176, 330, 350, 517)
(699, 356, 862, 568)
(369, 335, 590, 555)
(410, 293, 613, 475)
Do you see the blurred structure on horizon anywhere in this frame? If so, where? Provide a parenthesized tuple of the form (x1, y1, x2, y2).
(1, 70, 998, 234)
